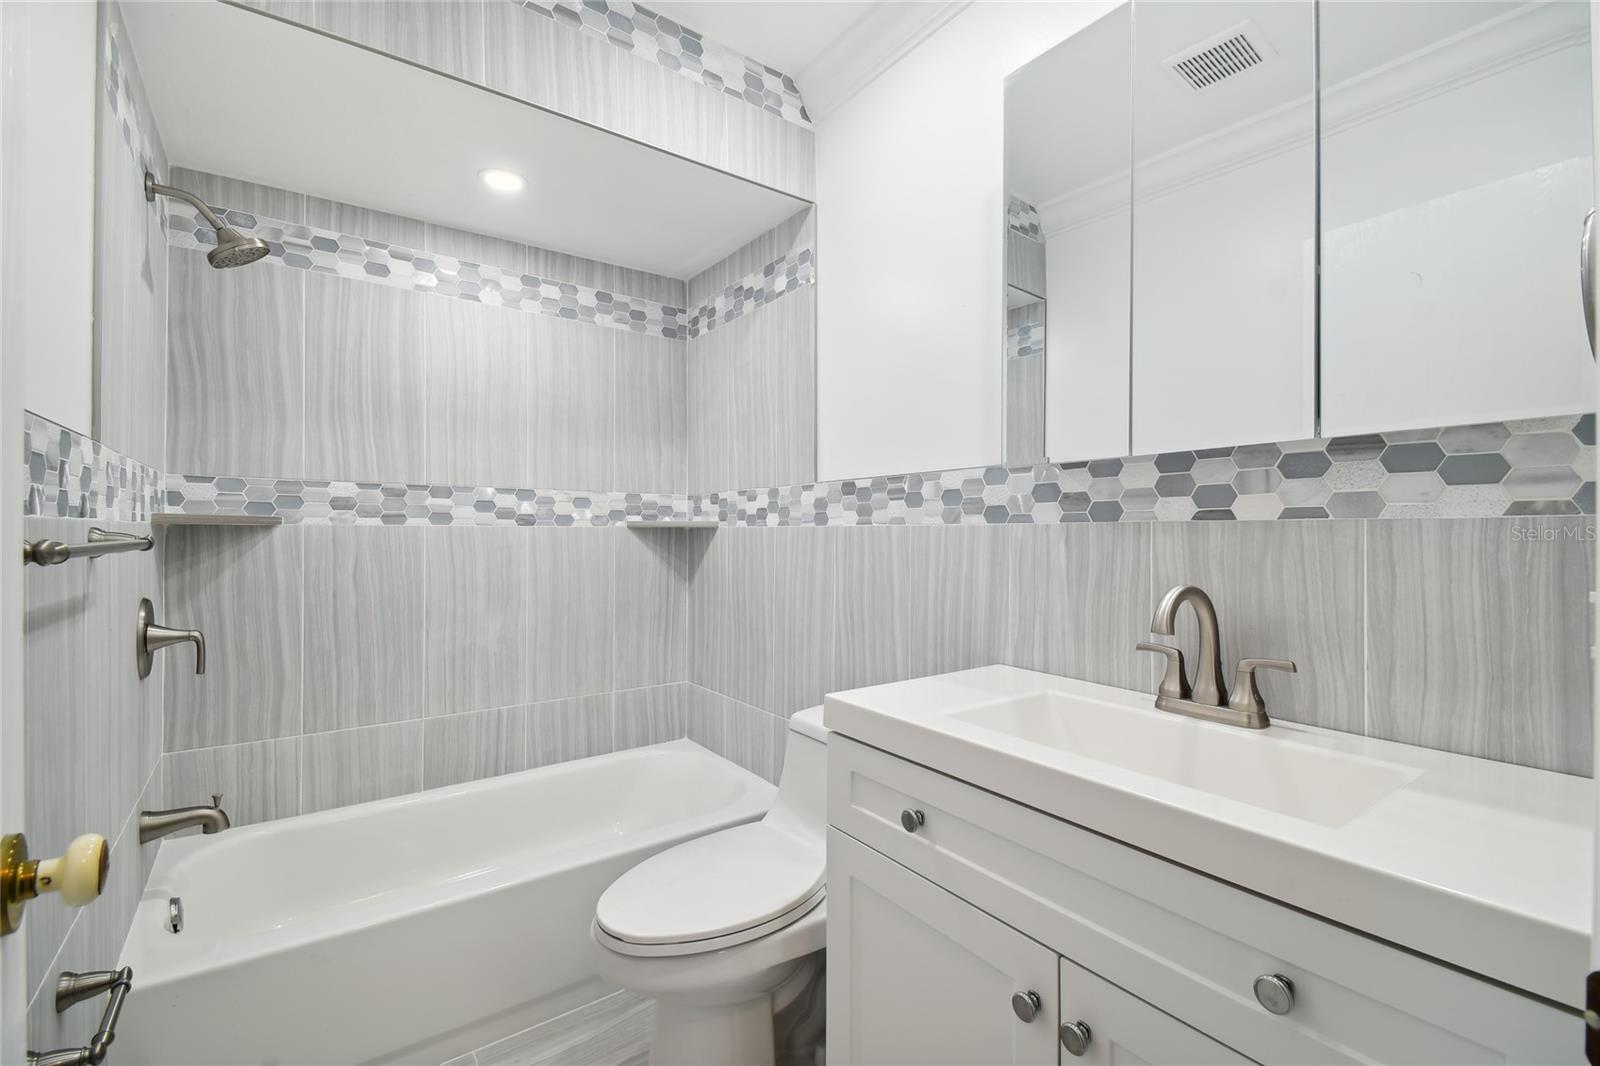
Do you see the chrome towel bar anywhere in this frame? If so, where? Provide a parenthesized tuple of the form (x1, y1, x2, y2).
(29, 966, 133, 1066)
(22, 528, 153, 567)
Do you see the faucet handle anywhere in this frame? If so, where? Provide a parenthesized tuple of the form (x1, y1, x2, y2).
(1136, 642, 1190, 702)
(1228, 658, 1297, 721)
(210, 793, 223, 810)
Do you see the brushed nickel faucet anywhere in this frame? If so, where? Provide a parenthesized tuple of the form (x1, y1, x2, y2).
(140, 794, 230, 844)
(1137, 584, 1296, 729)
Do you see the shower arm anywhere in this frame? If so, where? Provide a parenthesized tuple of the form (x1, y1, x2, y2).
(144, 172, 227, 231)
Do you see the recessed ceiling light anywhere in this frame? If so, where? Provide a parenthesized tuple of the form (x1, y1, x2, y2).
(479, 168, 526, 193)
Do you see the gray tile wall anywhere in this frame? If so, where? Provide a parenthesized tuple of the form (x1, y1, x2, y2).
(23, 517, 165, 1047)
(238, 0, 814, 200)
(159, 524, 702, 818)
(686, 519, 1596, 778)
(25, 4, 173, 1047)
(166, 171, 688, 493)
(686, 280, 815, 492)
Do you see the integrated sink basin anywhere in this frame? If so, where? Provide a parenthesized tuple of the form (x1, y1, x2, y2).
(823, 664, 1593, 1011)
(951, 690, 1417, 828)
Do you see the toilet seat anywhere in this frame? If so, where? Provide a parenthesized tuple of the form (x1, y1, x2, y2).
(595, 822, 824, 959)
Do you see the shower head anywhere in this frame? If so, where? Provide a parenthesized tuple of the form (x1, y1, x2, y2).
(144, 172, 270, 269)
(208, 227, 270, 269)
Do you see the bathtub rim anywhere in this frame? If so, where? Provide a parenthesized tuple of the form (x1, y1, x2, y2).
(123, 739, 776, 983)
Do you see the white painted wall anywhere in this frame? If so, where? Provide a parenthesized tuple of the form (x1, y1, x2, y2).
(814, 0, 1117, 482)
(14, 0, 95, 436)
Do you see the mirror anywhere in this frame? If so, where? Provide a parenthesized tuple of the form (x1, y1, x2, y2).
(1006, 0, 1589, 465)
(111, 1, 814, 494)
(1320, 1, 1595, 435)
(1005, 4, 1133, 464)
(1130, 0, 1315, 455)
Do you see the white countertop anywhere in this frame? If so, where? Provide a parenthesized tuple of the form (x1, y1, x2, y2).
(824, 665, 1593, 1008)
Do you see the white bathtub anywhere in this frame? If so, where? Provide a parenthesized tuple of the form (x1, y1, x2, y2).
(116, 741, 774, 1065)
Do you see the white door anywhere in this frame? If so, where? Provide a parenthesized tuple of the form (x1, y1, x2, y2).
(1590, 6, 1600, 1064)
(1057, 956, 1254, 1066)
(827, 828, 1059, 1066)
(0, 0, 29, 1058)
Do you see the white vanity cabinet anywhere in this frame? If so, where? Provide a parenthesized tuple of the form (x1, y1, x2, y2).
(827, 829, 1059, 1065)
(830, 826, 1250, 1065)
(826, 735, 1580, 1065)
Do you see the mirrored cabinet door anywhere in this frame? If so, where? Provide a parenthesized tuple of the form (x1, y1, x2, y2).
(1130, 0, 1316, 455)
(1319, 1, 1596, 436)
(1005, 3, 1133, 465)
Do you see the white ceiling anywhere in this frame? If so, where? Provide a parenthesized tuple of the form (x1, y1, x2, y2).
(647, 1, 881, 82)
(121, 2, 810, 280)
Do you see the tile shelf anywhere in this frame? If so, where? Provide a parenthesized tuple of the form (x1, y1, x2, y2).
(623, 518, 720, 529)
(152, 513, 284, 528)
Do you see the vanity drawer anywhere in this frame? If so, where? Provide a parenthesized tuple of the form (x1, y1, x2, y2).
(829, 735, 1579, 1065)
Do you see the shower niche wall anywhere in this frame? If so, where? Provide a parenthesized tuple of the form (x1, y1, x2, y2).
(110, 0, 820, 825)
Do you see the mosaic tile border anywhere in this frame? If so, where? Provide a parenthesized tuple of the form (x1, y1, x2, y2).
(698, 414, 1596, 526)
(687, 246, 815, 338)
(162, 415, 1594, 527)
(166, 203, 691, 340)
(102, 2, 168, 181)
(165, 474, 699, 527)
(525, 1, 811, 128)
(1007, 320, 1044, 361)
(1007, 197, 1042, 241)
(168, 197, 815, 344)
(24, 413, 163, 523)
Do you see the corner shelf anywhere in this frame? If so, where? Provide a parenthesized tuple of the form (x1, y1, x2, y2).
(152, 513, 284, 528)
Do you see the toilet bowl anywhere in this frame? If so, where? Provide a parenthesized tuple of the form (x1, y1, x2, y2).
(592, 707, 830, 1066)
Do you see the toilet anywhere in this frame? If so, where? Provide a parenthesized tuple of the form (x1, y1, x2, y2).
(592, 708, 830, 1066)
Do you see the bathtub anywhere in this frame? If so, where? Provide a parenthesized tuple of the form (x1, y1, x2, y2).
(115, 740, 774, 1065)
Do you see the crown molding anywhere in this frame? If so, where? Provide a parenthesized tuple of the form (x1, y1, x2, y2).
(797, 1, 971, 123)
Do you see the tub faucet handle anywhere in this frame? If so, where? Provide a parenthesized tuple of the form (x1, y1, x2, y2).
(211, 793, 223, 810)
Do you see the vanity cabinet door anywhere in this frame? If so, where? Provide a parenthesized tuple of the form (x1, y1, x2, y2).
(827, 828, 1059, 1066)
(1058, 956, 1254, 1066)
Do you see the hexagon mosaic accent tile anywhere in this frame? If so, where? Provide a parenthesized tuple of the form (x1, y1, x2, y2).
(166, 202, 693, 340)
(524, 1, 811, 128)
(106, 413, 1597, 528)
(1007, 197, 1042, 241)
(165, 200, 813, 345)
(163, 474, 698, 527)
(24, 413, 162, 521)
(686, 247, 815, 338)
(694, 414, 1594, 528)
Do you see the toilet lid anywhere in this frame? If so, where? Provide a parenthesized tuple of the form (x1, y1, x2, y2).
(595, 822, 825, 947)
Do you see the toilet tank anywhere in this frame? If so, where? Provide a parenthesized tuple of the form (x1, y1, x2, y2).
(763, 707, 829, 841)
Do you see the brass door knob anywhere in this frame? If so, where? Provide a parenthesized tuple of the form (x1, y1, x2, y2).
(1, 833, 109, 936)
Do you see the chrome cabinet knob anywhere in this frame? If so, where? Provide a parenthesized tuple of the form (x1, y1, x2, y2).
(899, 808, 925, 833)
(1253, 973, 1295, 1015)
(1059, 1020, 1092, 1056)
(1010, 990, 1041, 1023)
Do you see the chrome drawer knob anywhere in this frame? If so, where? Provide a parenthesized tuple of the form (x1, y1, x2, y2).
(899, 808, 925, 833)
(1010, 990, 1042, 1023)
(1059, 1020, 1092, 1056)
(1253, 973, 1295, 1015)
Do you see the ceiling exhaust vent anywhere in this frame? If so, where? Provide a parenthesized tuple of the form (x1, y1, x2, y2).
(1162, 22, 1275, 91)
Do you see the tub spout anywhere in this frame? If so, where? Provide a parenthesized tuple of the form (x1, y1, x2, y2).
(140, 794, 230, 844)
